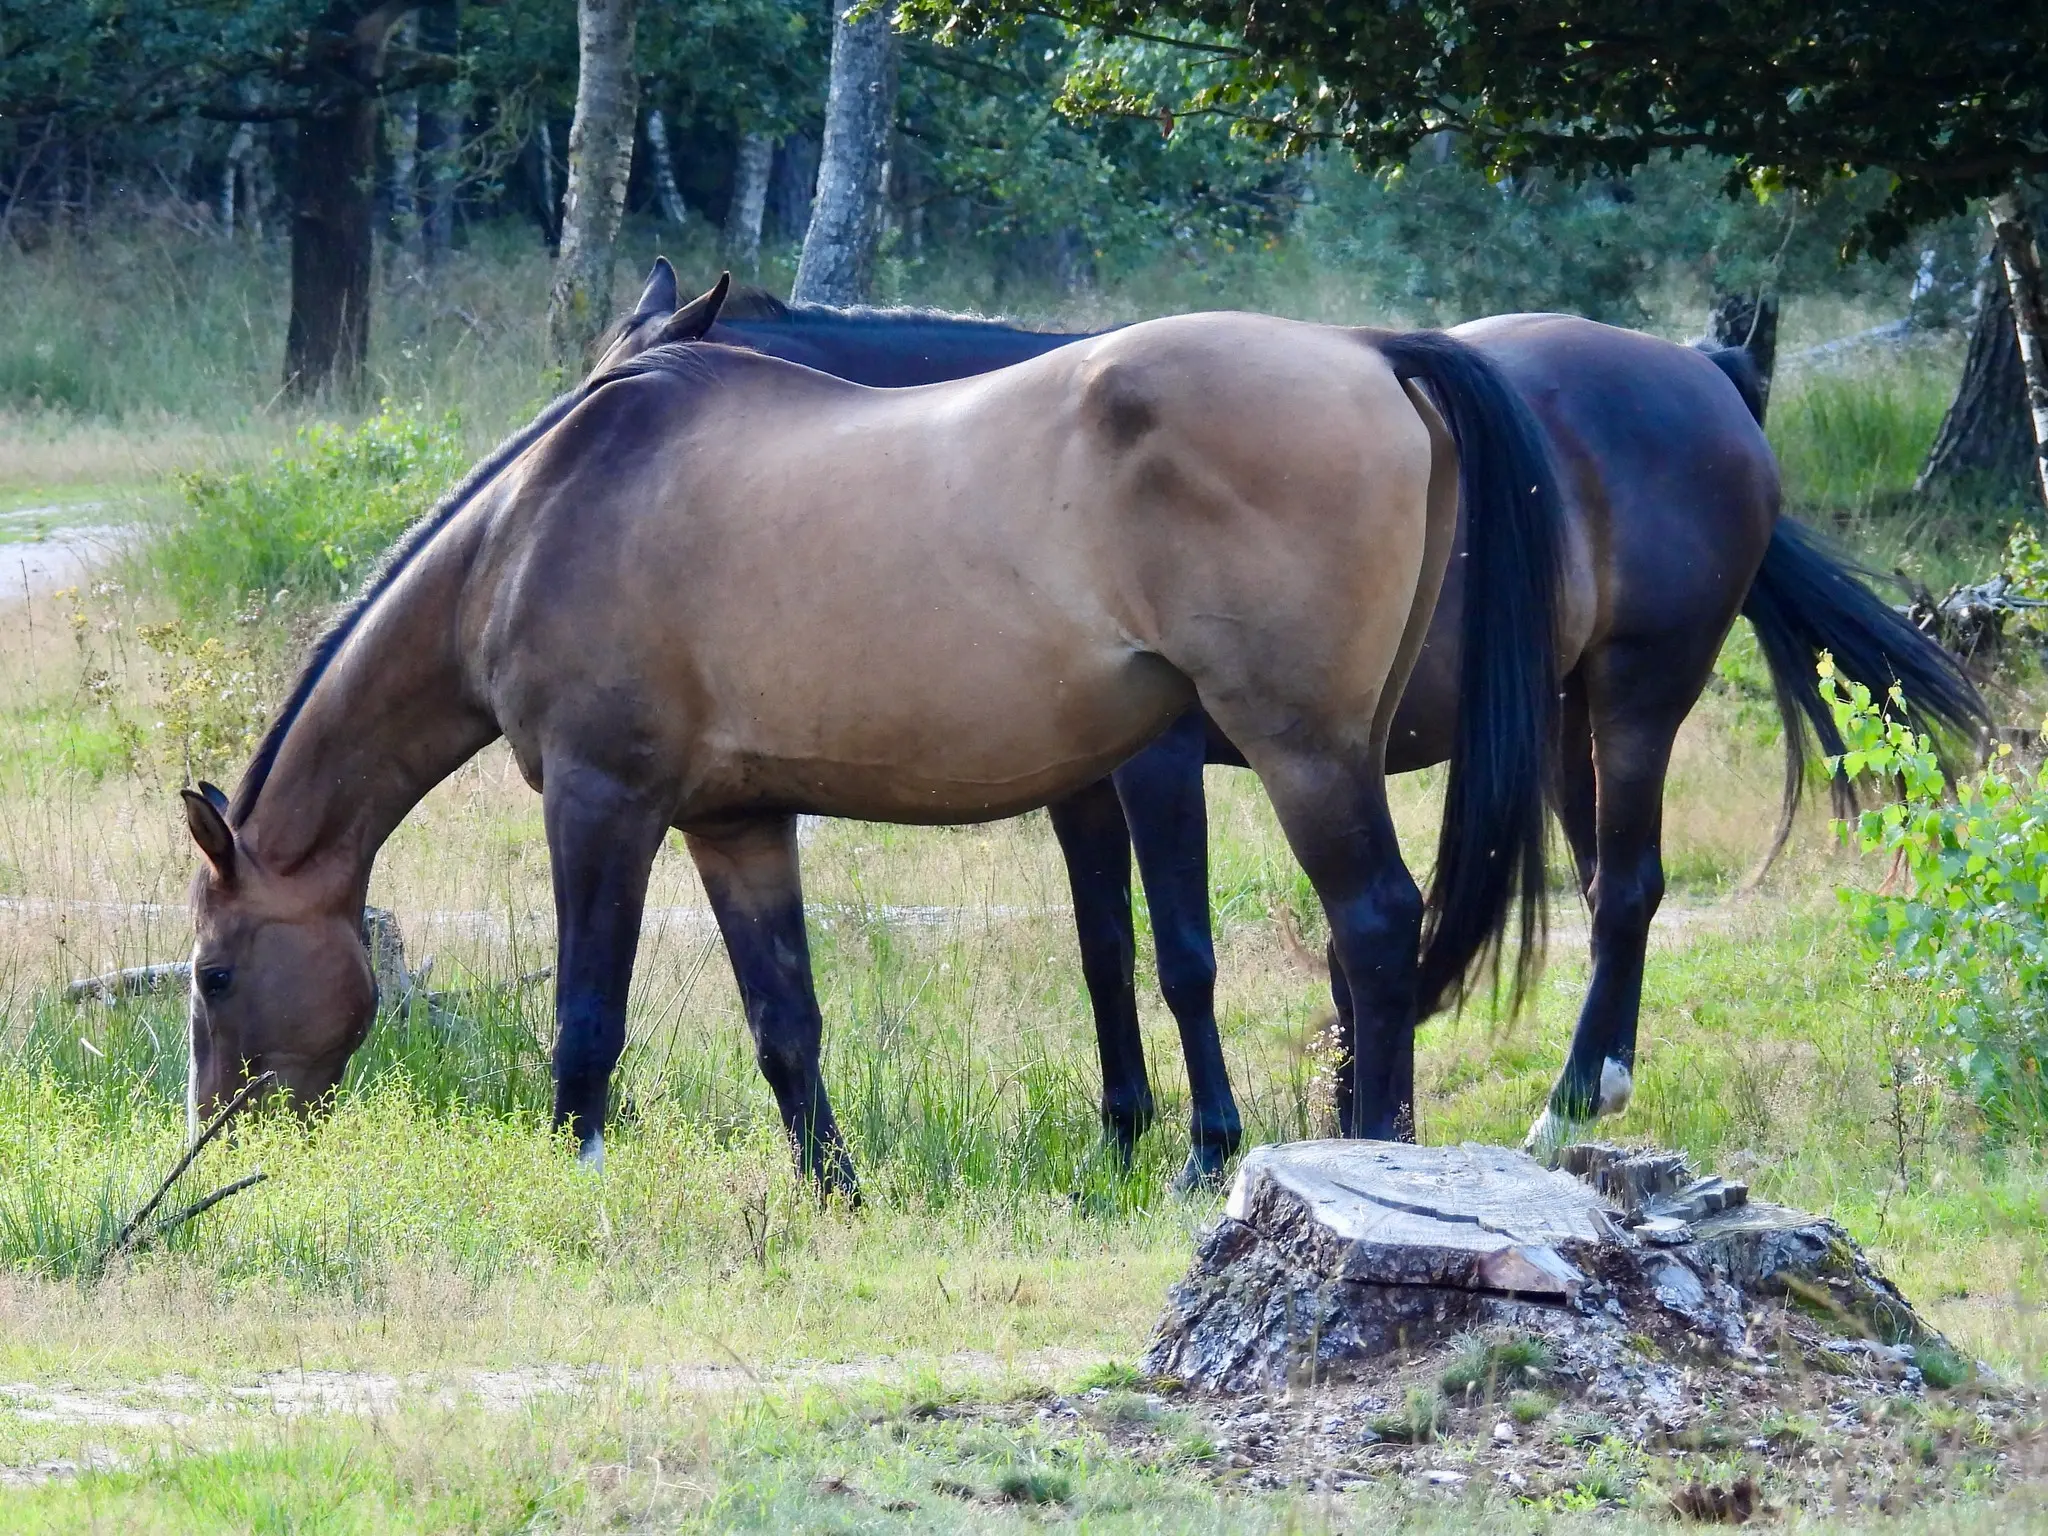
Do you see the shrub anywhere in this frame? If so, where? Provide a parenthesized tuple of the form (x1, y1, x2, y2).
(148, 405, 468, 620)
(1828, 662, 2048, 1138)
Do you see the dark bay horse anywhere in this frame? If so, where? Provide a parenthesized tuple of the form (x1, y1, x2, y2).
(699, 275, 1987, 1181)
(183, 272, 1570, 1198)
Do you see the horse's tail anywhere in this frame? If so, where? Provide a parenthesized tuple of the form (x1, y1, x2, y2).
(1740, 517, 1989, 877)
(1376, 332, 1565, 1018)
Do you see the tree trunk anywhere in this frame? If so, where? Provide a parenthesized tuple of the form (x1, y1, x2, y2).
(724, 131, 773, 273)
(1988, 190, 2048, 512)
(768, 132, 817, 244)
(283, 3, 409, 401)
(1706, 290, 1780, 419)
(643, 108, 689, 227)
(792, 2, 899, 305)
(548, 0, 641, 369)
(220, 124, 253, 235)
(417, 0, 461, 263)
(387, 41, 422, 265)
(1917, 260, 2036, 504)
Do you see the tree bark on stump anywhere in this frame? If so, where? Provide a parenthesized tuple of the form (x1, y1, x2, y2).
(283, 3, 410, 401)
(792, 3, 899, 306)
(1706, 291, 1780, 420)
(548, 0, 641, 369)
(724, 131, 774, 274)
(1988, 189, 2048, 512)
(1917, 262, 2037, 504)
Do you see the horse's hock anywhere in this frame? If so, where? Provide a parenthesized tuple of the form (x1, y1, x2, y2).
(1143, 1140, 1945, 1395)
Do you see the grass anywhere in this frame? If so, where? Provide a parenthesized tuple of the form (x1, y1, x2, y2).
(1, 224, 2043, 1527)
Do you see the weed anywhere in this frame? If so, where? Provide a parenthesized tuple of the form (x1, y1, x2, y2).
(1917, 1342, 1974, 1390)
(1073, 1360, 1147, 1392)
(1440, 1330, 1555, 1399)
(1509, 1390, 1554, 1425)
(1368, 1385, 1445, 1444)
(993, 1466, 1071, 1504)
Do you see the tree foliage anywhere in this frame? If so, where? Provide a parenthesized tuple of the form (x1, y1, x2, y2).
(904, 0, 2048, 257)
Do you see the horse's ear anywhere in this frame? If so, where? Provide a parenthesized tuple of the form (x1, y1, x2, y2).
(182, 788, 237, 883)
(655, 272, 731, 346)
(197, 780, 229, 816)
(636, 257, 680, 318)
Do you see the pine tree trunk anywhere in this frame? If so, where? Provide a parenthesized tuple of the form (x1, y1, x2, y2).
(724, 131, 773, 273)
(282, 3, 408, 400)
(417, 0, 461, 263)
(1917, 261, 2036, 503)
(644, 108, 689, 227)
(220, 124, 253, 235)
(1989, 190, 2048, 512)
(792, 2, 899, 305)
(548, 0, 641, 368)
(1706, 290, 1780, 419)
(387, 64, 422, 263)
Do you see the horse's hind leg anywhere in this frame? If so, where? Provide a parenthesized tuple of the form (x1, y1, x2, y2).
(1114, 711, 1243, 1187)
(544, 764, 674, 1167)
(1240, 745, 1422, 1141)
(685, 817, 859, 1200)
(1047, 778, 1155, 1168)
(1527, 644, 1691, 1158)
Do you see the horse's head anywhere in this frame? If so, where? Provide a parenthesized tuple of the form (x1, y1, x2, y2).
(182, 783, 376, 1132)
(589, 259, 732, 375)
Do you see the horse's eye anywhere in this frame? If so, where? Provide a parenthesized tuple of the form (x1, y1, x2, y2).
(198, 966, 234, 1001)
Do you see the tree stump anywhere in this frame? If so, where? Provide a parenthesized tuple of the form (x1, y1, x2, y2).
(1144, 1140, 1945, 1394)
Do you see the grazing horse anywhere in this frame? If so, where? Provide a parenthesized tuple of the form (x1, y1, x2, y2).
(696, 272, 1987, 1181)
(183, 271, 1568, 1198)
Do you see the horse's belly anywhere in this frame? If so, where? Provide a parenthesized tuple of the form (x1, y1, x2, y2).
(680, 642, 1192, 824)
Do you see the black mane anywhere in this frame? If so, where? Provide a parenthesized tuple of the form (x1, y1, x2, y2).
(228, 385, 589, 825)
(719, 285, 1070, 336)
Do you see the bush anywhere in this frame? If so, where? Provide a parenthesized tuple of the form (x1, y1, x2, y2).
(148, 405, 468, 619)
(1828, 662, 2048, 1138)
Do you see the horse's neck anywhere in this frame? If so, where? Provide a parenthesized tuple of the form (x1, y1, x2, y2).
(238, 519, 498, 891)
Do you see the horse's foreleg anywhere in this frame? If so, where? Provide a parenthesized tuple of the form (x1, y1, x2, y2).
(685, 817, 859, 1201)
(1114, 712, 1241, 1188)
(1048, 778, 1153, 1168)
(1528, 649, 1682, 1159)
(544, 764, 673, 1167)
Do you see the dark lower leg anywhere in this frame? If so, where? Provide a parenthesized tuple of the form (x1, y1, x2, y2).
(687, 819, 858, 1198)
(1048, 779, 1153, 1166)
(1534, 670, 1684, 1150)
(1257, 754, 1421, 1142)
(545, 766, 672, 1161)
(1117, 711, 1241, 1183)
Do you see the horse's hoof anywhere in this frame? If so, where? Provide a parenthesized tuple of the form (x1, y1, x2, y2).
(1597, 1057, 1634, 1115)
(1170, 1153, 1229, 1196)
(575, 1131, 605, 1171)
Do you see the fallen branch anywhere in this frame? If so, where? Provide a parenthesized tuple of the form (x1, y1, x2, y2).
(66, 961, 191, 1004)
(103, 1070, 275, 1265)
(120, 1171, 269, 1257)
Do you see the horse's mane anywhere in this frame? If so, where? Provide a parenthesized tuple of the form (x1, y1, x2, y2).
(228, 385, 589, 825)
(719, 285, 1075, 337)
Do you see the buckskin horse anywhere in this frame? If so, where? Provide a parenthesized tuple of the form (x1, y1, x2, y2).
(687, 266, 1987, 1183)
(182, 272, 1568, 1198)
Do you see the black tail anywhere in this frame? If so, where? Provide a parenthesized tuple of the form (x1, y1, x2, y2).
(1377, 332, 1566, 1018)
(1741, 517, 1989, 873)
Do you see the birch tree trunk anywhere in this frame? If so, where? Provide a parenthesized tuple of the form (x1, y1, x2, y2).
(1988, 188, 2048, 511)
(644, 109, 689, 227)
(548, 0, 641, 368)
(792, 3, 899, 305)
(724, 131, 773, 273)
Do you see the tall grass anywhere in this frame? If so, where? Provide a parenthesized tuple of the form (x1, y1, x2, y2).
(1768, 346, 1957, 517)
